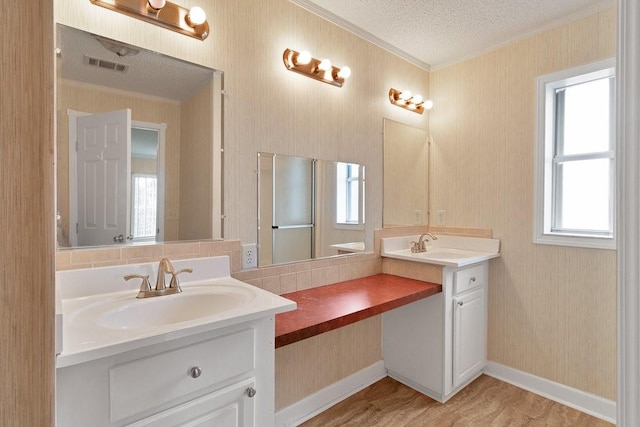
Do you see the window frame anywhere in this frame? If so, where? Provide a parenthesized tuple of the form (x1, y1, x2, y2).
(533, 58, 616, 250)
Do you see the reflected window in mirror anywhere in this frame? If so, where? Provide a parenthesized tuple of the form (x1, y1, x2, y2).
(131, 174, 158, 241)
(336, 162, 365, 228)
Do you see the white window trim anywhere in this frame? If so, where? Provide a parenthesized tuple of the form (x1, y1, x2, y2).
(533, 58, 616, 250)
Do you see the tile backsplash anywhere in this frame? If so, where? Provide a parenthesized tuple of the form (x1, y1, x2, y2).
(55, 225, 490, 295)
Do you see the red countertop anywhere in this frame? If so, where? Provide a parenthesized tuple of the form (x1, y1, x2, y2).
(275, 273, 441, 348)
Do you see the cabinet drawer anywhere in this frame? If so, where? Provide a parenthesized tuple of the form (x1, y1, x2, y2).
(454, 264, 484, 294)
(110, 328, 255, 423)
(127, 378, 256, 427)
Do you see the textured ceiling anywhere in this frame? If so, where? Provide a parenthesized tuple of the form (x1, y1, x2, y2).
(57, 25, 214, 102)
(295, 0, 614, 69)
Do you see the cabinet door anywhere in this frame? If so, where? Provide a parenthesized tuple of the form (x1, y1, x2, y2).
(127, 378, 256, 427)
(452, 288, 486, 389)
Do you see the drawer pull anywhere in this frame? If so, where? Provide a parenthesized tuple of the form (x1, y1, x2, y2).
(469, 277, 476, 282)
(457, 301, 464, 307)
(246, 387, 257, 398)
(189, 366, 202, 379)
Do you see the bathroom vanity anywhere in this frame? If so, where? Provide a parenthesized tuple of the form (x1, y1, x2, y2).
(381, 235, 500, 402)
(55, 256, 295, 427)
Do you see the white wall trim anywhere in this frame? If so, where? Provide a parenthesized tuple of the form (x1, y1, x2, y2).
(275, 361, 387, 427)
(616, 1, 640, 426)
(484, 362, 616, 424)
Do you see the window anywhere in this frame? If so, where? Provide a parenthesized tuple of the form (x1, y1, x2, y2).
(335, 162, 365, 227)
(534, 59, 615, 249)
(131, 174, 158, 240)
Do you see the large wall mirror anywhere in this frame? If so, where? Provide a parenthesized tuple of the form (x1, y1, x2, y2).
(383, 118, 429, 227)
(257, 153, 365, 266)
(55, 25, 222, 248)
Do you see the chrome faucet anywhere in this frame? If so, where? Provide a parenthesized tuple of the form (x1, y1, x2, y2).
(410, 233, 438, 253)
(124, 258, 192, 298)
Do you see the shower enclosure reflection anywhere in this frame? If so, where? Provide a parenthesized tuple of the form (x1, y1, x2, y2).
(258, 152, 365, 266)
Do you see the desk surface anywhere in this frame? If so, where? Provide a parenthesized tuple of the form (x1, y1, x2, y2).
(275, 273, 441, 348)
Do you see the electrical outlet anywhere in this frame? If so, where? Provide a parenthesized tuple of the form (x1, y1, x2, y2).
(436, 210, 446, 226)
(414, 210, 423, 224)
(242, 243, 257, 269)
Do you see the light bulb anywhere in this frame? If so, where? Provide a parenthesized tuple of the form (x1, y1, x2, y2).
(147, 0, 166, 10)
(399, 90, 412, 101)
(412, 94, 424, 105)
(424, 99, 434, 110)
(337, 66, 351, 79)
(318, 59, 332, 71)
(187, 6, 207, 26)
(296, 50, 311, 65)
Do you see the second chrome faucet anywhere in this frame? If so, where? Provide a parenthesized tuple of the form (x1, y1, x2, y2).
(124, 258, 193, 298)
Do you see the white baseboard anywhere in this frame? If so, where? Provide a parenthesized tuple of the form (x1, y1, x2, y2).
(484, 361, 616, 424)
(275, 361, 387, 427)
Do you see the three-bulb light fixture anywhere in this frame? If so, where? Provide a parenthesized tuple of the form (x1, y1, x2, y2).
(283, 49, 351, 88)
(90, 0, 209, 40)
(388, 88, 433, 114)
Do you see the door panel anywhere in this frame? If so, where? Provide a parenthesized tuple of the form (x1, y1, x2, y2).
(76, 109, 131, 246)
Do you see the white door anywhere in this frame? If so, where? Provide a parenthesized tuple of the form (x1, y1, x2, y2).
(452, 288, 487, 388)
(76, 109, 131, 246)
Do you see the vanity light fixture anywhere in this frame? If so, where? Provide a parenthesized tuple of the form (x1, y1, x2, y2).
(90, 0, 210, 40)
(388, 88, 433, 114)
(283, 48, 351, 88)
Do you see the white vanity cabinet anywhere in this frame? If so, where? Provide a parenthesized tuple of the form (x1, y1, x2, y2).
(55, 257, 296, 427)
(383, 261, 489, 403)
(57, 317, 271, 427)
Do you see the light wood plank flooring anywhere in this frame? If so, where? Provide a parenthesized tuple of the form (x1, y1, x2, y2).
(301, 375, 613, 426)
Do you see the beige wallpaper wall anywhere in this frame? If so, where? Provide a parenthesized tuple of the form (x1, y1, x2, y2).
(429, 8, 617, 399)
(179, 81, 213, 240)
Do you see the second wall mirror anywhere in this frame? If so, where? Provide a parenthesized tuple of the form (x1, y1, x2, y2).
(257, 152, 366, 266)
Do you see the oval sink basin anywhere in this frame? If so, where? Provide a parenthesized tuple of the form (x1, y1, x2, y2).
(68, 285, 256, 330)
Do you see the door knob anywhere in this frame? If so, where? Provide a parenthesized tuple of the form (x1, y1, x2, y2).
(113, 234, 124, 243)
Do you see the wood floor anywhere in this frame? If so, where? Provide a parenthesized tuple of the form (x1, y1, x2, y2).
(300, 375, 613, 426)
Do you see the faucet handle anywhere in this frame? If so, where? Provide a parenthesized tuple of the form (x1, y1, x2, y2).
(169, 268, 193, 291)
(124, 274, 152, 297)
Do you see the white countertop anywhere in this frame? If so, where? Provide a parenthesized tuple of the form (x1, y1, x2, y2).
(330, 242, 365, 253)
(55, 256, 296, 368)
(381, 234, 500, 267)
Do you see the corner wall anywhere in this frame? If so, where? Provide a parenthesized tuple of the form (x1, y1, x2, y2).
(0, 0, 55, 424)
(429, 7, 617, 399)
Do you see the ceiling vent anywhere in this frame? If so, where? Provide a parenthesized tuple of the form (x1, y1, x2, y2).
(83, 55, 128, 73)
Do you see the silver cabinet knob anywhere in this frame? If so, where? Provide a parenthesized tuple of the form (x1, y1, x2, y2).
(113, 234, 124, 243)
(470, 277, 476, 282)
(189, 366, 202, 378)
(246, 387, 257, 398)
(457, 301, 464, 306)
